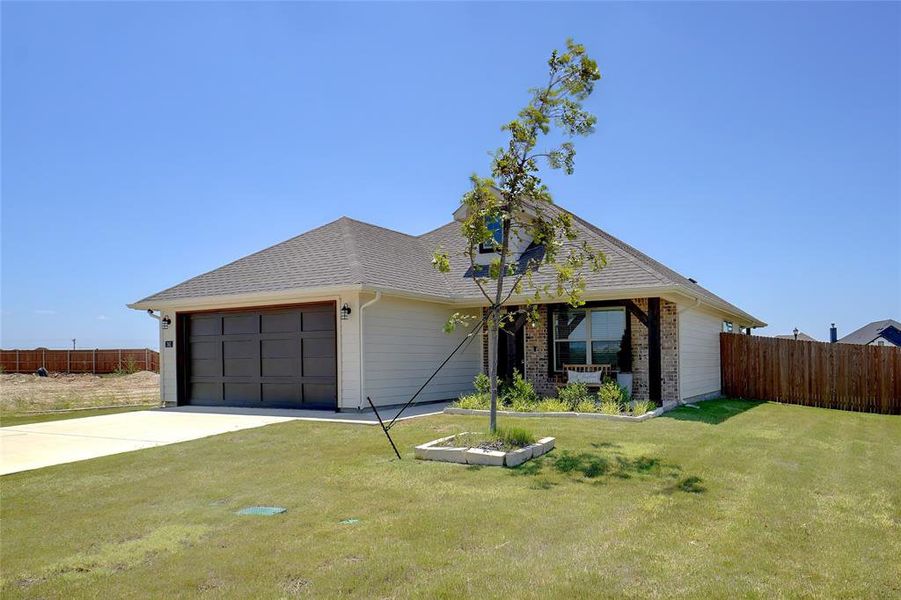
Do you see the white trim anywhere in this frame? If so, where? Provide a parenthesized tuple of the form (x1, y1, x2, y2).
(130, 285, 765, 328)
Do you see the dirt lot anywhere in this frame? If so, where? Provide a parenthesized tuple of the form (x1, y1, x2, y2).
(0, 371, 160, 415)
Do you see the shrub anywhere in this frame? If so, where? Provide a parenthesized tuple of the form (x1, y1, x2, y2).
(455, 393, 489, 410)
(631, 399, 655, 416)
(557, 382, 591, 409)
(502, 369, 538, 406)
(598, 379, 626, 405)
(473, 372, 490, 394)
(574, 399, 598, 413)
(509, 396, 539, 412)
(536, 398, 571, 412)
(494, 426, 536, 447)
(599, 399, 622, 415)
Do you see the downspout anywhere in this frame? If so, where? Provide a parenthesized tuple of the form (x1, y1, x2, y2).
(145, 310, 165, 407)
(358, 291, 382, 410)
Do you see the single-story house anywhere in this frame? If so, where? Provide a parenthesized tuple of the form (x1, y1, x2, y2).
(836, 319, 901, 347)
(129, 204, 765, 411)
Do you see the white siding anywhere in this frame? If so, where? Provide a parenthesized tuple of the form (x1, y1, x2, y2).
(338, 293, 361, 409)
(678, 305, 723, 401)
(362, 296, 480, 407)
(159, 315, 177, 404)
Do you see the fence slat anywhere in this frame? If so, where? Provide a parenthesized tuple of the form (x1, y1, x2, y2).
(720, 333, 900, 415)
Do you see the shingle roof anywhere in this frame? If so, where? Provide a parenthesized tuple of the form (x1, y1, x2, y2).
(133, 217, 452, 304)
(836, 319, 901, 345)
(132, 206, 764, 326)
(775, 332, 818, 342)
(419, 204, 761, 323)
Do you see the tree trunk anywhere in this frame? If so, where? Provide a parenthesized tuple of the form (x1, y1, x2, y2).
(486, 308, 499, 433)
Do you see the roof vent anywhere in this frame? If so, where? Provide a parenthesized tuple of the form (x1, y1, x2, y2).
(688, 277, 698, 284)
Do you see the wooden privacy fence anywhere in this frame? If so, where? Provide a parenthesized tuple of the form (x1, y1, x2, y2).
(0, 348, 159, 374)
(721, 333, 900, 415)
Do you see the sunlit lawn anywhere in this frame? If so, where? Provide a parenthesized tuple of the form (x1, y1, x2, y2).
(2, 400, 898, 598)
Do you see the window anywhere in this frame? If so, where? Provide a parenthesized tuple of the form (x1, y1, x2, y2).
(552, 307, 627, 371)
(722, 321, 733, 333)
(478, 216, 504, 253)
(553, 310, 588, 368)
(590, 309, 627, 366)
(877, 340, 885, 346)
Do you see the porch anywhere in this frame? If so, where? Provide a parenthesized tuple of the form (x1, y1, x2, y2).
(485, 298, 680, 404)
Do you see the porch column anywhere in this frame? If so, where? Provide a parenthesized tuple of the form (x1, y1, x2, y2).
(648, 297, 662, 404)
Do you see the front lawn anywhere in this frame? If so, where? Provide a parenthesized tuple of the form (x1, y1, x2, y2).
(2, 400, 899, 598)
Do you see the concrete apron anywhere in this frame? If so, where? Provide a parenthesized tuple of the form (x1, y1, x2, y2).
(0, 403, 448, 476)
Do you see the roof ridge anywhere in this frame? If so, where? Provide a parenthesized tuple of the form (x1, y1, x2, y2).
(339, 217, 364, 283)
(340, 216, 420, 239)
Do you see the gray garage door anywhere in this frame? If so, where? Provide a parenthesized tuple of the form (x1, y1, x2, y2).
(181, 303, 337, 409)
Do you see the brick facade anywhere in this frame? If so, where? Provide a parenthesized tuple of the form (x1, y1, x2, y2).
(523, 304, 556, 396)
(660, 299, 680, 403)
(482, 298, 680, 404)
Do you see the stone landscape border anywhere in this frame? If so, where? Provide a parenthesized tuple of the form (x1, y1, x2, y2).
(414, 434, 556, 467)
(444, 403, 677, 422)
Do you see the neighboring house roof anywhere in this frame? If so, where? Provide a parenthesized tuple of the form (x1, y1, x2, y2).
(775, 332, 817, 342)
(836, 319, 901, 345)
(131, 204, 765, 326)
(876, 326, 901, 346)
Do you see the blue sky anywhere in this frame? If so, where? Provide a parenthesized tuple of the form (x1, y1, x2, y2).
(2, 1, 898, 349)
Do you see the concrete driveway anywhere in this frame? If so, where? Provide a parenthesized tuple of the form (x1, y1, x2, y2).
(0, 410, 299, 476)
(0, 403, 448, 476)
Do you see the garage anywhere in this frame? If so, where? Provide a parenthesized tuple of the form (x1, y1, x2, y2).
(177, 303, 337, 410)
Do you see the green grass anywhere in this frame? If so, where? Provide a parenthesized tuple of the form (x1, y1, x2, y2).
(0, 406, 151, 428)
(2, 399, 899, 598)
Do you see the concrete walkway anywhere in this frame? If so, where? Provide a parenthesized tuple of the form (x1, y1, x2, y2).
(0, 402, 448, 476)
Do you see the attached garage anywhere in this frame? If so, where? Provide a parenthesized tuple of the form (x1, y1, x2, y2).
(176, 303, 337, 410)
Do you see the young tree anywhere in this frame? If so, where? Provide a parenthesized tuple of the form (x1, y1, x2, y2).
(433, 39, 606, 432)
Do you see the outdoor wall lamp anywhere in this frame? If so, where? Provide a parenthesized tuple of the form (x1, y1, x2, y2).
(340, 303, 352, 320)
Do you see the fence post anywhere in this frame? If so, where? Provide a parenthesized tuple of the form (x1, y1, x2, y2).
(67, 350, 71, 373)
(145, 348, 149, 371)
(42, 348, 45, 369)
(16, 350, 19, 373)
(92, 349, 96, 374)
(118, 349, 122, 370)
